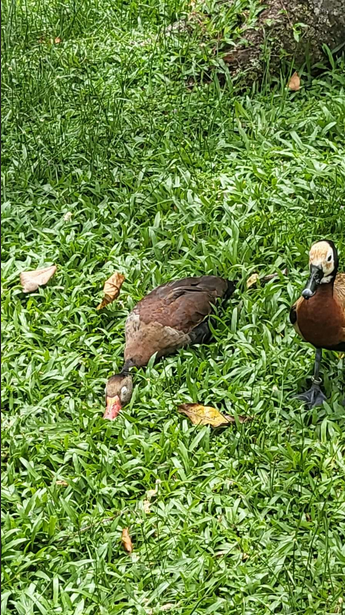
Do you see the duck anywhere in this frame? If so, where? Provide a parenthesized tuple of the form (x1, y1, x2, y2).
(104, 275, 236, 419)
(290, 239, 345, 408)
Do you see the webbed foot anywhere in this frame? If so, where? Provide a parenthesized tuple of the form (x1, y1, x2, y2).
(294, 379, 327, 409)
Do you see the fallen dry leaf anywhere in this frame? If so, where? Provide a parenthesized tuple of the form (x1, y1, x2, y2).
(97, 272, 125, 309)
(146, 488, 158, 500)
(247, 268, 288, 289)
(178, 403, 252, 428)
(143, 500, 151, 514)
(56, 480, 68, 487)
(142, 486, 158, 513)
(247, 273, 260, 289)
(54, 37, 61, 44)
(121, 527, 133, 553)
(63, 211, 72, 222)
(288, 71, 300, 91)
(20, 265, 57, 293)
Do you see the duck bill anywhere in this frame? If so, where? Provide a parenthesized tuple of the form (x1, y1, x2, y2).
(103, 395, 122, 420)
(302, 265, 323, 300)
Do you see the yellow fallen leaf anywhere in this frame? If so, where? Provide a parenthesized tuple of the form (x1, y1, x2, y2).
(288, 71, 300, 91)
(247, 269, 288, 289)
(54, 37, 62, 44)
(56, 480, 68, 486)
(20, 265, 57, 293)
(247, 273, 259, 289)
(121, 527, 133, 553)
(178, 403, 252, 428)
(97, 272, 125, 309)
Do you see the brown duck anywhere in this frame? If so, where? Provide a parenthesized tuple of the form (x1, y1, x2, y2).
(290, 239, 345, 407)
(104, 276, 235, 419)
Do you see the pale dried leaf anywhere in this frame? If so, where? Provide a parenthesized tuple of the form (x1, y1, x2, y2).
(121, 527, 133, 553)
(143, 500, 151, 514)
(146, 489, 157, 500)
(97, 272, 125, 309)
(63, 211, 72, 222)
(178, 403, 252, 428)
(161, 605, 177, 612)
(247, 268, 288, 289)
(288, 71, 300, 91)
(20, 265, 57, 293)
(54, 37, 61, 44)
(247, 273, 259, 288)
(56, 480, 68, 486)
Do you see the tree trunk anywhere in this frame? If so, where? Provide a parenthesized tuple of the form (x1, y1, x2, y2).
(223, 0, 345, 79)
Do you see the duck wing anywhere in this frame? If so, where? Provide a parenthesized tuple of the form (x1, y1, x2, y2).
(335, 273, 345, 311)
(136, 276, 233, 333)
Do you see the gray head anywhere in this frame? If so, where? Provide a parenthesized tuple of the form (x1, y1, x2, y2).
(103, 373, 133, 420)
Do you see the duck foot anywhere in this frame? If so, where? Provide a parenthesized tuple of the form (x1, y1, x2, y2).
(294, 381, 327, 409)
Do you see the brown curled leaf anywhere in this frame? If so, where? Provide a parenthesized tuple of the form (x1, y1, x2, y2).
(97, 272, 125, 309)
(20, 265, 57, 293)
(121, 527, 133, 553)
(288, 72, 300, 91)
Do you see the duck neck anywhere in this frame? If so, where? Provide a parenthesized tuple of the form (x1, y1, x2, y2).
(317, 279, 334, 297)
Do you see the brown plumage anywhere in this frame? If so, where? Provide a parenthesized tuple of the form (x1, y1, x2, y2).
(290, 239, 345, 408)
(292, 274, 345, 350)
(104, 276, 235, 419)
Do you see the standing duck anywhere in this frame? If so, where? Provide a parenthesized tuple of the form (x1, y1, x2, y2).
(104, 276, 235, 419)
(290, 239, 345, 407)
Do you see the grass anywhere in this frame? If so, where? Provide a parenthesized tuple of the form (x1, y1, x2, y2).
(1, 0, 345, 613)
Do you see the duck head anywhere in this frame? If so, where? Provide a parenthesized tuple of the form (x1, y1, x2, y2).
(104, 372, 133, 420)
(302, 240, 338, 300)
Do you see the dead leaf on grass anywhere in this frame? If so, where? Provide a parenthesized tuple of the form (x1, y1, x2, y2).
(143, 500, 151, 514)
(247, 268, 288, 289)
(178, 403, 252, 428)
(56, 480, 68, 487)
(54, 37, 62, 44)
(97, 272, 125, 309)
(246, 273, 260, 289)
(288, 71, 300, 91)
(146, 488, 158, 500)
(142, 485, 158, 513)
(20, 265, 57, 293)
(121, 527, 133, 553)
(63, 211, 72, 222)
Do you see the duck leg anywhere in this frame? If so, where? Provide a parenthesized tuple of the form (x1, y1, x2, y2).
(295, 348, 327, 408)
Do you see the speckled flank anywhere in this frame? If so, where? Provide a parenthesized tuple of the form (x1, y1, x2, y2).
(124, 311, 191, 367)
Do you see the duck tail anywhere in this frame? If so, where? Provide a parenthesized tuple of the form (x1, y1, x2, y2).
(223, 279, 237, 302)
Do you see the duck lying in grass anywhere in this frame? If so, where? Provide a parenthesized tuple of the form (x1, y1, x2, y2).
(290, 240, 345, 408)
(104, 276, 236, 419)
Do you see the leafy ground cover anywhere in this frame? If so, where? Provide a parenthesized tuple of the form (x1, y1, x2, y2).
(1, 0, 345, 613)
